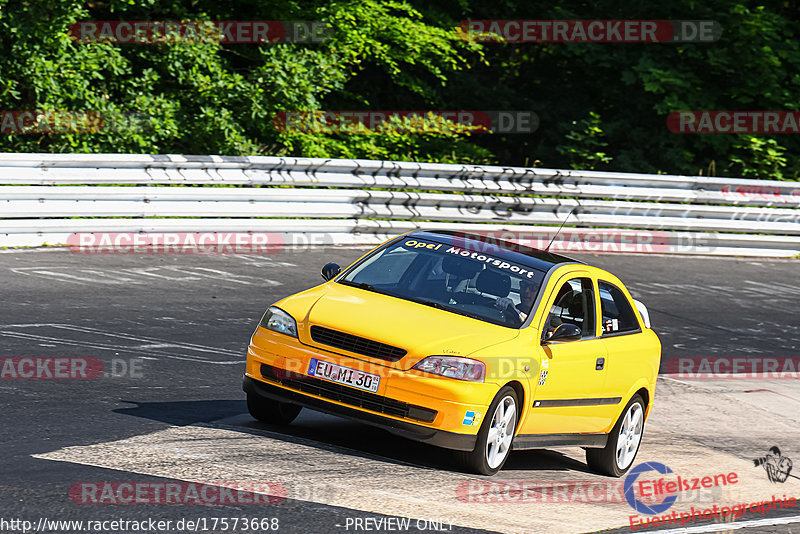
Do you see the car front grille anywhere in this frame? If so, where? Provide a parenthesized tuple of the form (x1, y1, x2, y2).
(309, 325, 407, 362)
(260, 364, 437, 423)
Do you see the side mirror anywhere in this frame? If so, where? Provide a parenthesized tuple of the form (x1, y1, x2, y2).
(543, 323, 582, 343)
(321, 262, 341, 281)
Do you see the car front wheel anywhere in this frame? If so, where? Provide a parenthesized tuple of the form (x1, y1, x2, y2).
(458, 386, 519, 476)
(247, 393, 302, 425)
(586, 394, 645, 477)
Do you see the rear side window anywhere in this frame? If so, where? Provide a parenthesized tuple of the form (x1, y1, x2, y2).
(598, 281, 640, 335)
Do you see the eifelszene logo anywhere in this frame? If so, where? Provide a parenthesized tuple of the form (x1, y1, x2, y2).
(625, 462, 678, 515)
(624, 461, 739, 516)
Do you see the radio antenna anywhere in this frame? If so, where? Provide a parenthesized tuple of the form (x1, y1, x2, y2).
(544, 206, 578, 252)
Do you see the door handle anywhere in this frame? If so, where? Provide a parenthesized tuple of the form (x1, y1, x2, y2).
(596, 357, 605, 370)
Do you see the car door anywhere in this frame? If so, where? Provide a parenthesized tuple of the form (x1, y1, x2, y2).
(597, 279, 647, 408)
(522, 273, 615, 435)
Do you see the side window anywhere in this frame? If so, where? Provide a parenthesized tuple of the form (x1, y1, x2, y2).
(598, 281, 640, 335)
(544, 278, 596, 340)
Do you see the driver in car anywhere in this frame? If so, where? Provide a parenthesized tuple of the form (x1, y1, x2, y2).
(494, 281, 536, 324)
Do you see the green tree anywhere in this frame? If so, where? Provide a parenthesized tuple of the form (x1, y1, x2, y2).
(2, 0, 799, 179)
(0, 0, 488, 162)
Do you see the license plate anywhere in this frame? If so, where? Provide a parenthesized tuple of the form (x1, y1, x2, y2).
(308, 358, 380, 393)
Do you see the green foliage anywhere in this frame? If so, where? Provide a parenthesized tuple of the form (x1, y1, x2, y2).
(0, 0, 798, 179)
(0, 0, 485, 161)
(727, 137, 789, 180)
(555, 111, 612, 170)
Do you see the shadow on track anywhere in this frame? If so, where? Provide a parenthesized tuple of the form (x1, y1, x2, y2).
(114, 399, 246, 425)
(113, 399, 587, 476)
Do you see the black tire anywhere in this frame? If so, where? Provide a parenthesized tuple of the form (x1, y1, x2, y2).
(586, 394, 645, 477)
(457, 386, 519, 476)
(247, 393, 302, 425)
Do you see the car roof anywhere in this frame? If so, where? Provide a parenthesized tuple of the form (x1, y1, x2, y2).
(407, 230, 583, 272)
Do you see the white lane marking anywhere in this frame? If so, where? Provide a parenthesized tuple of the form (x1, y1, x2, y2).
(170, 266, 280, 286)
(8, 265, 280, 287)
(169, 266, 280, 286)
(659, 375, 702, 387)
(744, 280, 800, 296)
(232, 254, 297, 267)
(0, 324, 244, 364)
(124, 385, 214, 389)
(179, 266, 253, 285)
(0, 331, 244, 365)
(628, 280, 800, 300)
(644, 514, 800, 533)
(11, 266, 155, 284)
(76, 269, 140, 283)
(767, 282, 800, 297)
(119, 267, 200, 281)
(10, 268, 96, 285)
(46, 324, 241, 356)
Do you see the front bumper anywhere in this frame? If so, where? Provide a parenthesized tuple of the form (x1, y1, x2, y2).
(243, 375, 478, 451)
(246, 325, 498, 445)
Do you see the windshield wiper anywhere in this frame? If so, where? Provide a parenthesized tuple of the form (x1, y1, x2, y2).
(417, 300, 449, 310)
(338, 280, 384, 294)
(415, 299, 482, 321)
(444, 306, 486, 322)
(453, 310, 487, 322)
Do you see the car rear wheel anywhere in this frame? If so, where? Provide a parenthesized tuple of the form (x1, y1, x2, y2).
(247, 393, 302, 425)
(458, 386, 519, 476)
(586, 394, 645, 477)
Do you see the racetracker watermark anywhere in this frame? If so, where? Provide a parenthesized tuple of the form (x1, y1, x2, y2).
(67, 232, 286, 254)
(456, 478, 728, 505)
(721, 184, 800, 204)
(447, 229, 717, 254)
(68, 21, 330, 44)
(664, 357, 800, 379)
(457, 480, 627, 503)
(667, 111, 800, 133)
(457, 20, 721, 43)
(0, 111, 152, 134)
(69, 482, 286, 505)
(0, 357, 143, 379)
(261, 355, 537, 383)
(0, 357, 103, 379)
(272, 111, 538, 134)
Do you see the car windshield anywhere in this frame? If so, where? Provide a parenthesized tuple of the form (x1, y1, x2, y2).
(338, 236, 547, 328)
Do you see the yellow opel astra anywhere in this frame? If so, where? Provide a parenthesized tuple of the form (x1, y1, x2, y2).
(243, 231, 661, 476)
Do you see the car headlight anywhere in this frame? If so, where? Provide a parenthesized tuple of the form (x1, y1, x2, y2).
(259, 307, 298, 337)
(412, 356, 485, 382)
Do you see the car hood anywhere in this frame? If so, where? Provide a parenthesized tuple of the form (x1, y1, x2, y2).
(276, 282, 519, 369)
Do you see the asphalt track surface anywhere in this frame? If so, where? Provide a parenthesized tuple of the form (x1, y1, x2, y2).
(1, 247, 799, 534)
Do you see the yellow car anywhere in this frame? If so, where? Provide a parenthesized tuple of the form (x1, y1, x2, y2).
(243, 230, 661, 476)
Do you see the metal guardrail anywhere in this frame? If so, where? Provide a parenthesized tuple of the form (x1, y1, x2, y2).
(1, 153, 799, 256)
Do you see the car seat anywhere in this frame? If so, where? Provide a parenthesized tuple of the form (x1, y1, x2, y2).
(455, 269, 511, 306)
